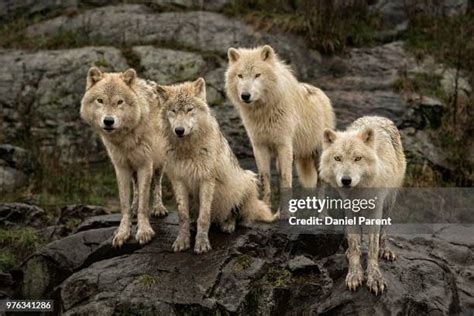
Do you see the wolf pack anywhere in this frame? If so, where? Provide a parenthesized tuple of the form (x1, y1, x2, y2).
(80, 45, 406, 295)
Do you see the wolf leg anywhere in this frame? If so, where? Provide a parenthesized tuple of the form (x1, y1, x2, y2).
(135, 163, 155, 245)
(253, 145, 272, 205)
(367, 228, 385, 295)
(131, 172, 138, 216)
(194, 180, 215, 254)
(112, 166, 133, 247)
(345, 232, 364, 291)
(172, 180, 191, 252)
(151, 167, 169, 217)
(276, 142, 293, 189)
(295, 156, 318, 188)
(379, 226, 396, 261)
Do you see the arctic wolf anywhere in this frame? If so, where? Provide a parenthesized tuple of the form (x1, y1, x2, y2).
(156, 78, 277, 254)
(225, 45, 335, 207)
(320, 116, 406, 294)
(80, 67, 168, 247)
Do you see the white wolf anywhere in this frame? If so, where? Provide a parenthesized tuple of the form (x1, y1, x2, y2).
(156, 78, 278, 254)
(320, 116, 406, 294)
(80, 67, 168, 247)
(225, 45, 335, 208)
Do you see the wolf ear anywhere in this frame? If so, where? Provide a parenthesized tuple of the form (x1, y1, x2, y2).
(192, 77, 207, 101)
(359, 127, 375, 147)
(156, 85, 169, 102)
(86, 67, 103, 89)
(261, 45, 275, 62)
(228, 48, 240, 63)
(121, 68, 136, 86)
(323, 129, 337, 147)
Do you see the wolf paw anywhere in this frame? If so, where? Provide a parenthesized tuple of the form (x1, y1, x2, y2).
(194, 233, 212, 254)
(112, 225, 131, 248)
(172, 234, 190, 252)
(220, 219, 236, 233)
(345, 265, 364, 291)
(135, 223, 155, 245)
(379, 247, 396, 261)
(152, 203, 169, 217)
(367, 267, 385, 295)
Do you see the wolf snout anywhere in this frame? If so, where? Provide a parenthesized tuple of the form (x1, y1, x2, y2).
(240, 92, 251, 103)
(103, 116, 115, 131)
(341, 176, 352, 187)
(175, 126, 185, 137)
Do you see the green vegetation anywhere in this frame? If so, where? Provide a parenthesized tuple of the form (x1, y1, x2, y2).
(399, 10, 473, 187)
(0, 228, 43, 272)
(265, 267, 292, 287)
(141, 274, 160, 288)
(226, 0, 384, 54)
(233, 255, 253, 272)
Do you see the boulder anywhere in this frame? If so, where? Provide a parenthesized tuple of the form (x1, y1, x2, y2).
(0, 47, 128, 163)
(0, 145, 37, 192)
(18, 212, 474, 314)
(25, 5, 320, 79)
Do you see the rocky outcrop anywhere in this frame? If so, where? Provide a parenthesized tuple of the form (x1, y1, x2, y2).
(0, 47, 128, 162)
(18, 211, 474, 314)
(0, 145, 37, 192)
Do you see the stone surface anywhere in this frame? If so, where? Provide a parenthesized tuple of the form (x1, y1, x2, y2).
(18, 212, 474, 314)
(0, 47, 128, 162)
(0, 145, 37, 192)
(26, 5, 319, 79)
(0, 203, 47, 228)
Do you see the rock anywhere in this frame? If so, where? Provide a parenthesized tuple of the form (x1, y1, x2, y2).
(401, 129, 454, 171)
(18, 210, 473, 314)
(0, 144, 37, 192)
(0, 203, 47, 228)
(26, 5, 319, 79)
(133, 46, 206, 84)
(369, 0, 469, 29)
(145, 0, 230, 11)
(0, 47, 128, 163)
(287, 255, 319, 274)
(318, 42, 417, 128)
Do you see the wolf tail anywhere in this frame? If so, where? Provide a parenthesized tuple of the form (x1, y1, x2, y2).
(240, 170, 279, 224)
(295, 156, 318, 188)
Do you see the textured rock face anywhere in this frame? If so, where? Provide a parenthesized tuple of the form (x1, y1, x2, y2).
(0, 47, 128, 162)
(18, 211, 474, 314)
(0, 145, 37, 192)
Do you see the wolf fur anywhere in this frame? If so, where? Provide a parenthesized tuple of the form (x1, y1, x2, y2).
(157, 78, 277, 254)
(319, 116, 406, 294)
(80, 67, 168, 247)
(225, 45, 335, 206)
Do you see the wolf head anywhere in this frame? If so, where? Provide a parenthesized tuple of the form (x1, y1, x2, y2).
(319, 128, 378, 188)
(156, 78, 210, 139)
(225, 45, 279, 105)
(80, 67, 147, 136)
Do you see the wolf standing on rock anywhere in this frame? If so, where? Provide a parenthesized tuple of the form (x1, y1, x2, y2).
(320, 116, 406, 294)
(80, 67, 168, 247)
(157, 78, 277, 254)
(225, 45, 335, 208)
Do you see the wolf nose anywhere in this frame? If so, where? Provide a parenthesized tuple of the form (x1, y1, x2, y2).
(175, 127, 185, 137)
(341, 176, 352, 187)
(103, 117, 115, 127)
(241, 92, 251, 102)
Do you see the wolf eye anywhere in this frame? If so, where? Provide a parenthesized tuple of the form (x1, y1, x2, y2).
(255, 73, 261, 78)
(354, 156, 362, 162)
(334, 156, 341, 162)
(237, 74, 243, 78)
(117, 100, 123, 105)
(171, 109, 177, 114)
(186, 107, 194, 113)
(97, 98, 103, 104)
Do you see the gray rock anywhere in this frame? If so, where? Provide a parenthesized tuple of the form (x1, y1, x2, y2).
(0, 47, 128, 163)
(0, 144, 37, 192)
(0, 166, 27, 193)
(26, 4, 319, 79)
(0, 203, 47, 228)
(133, 46, 206, 84)
(18, 210, 474, 314)
(370, 0, 469, 29)
(287, 255, 319, 273)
